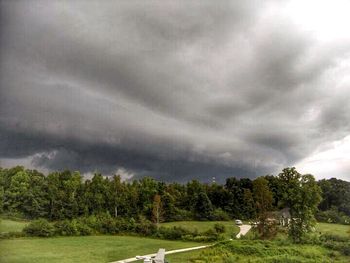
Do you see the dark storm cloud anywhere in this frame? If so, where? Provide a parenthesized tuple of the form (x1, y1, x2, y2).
(1, 0, 350, 181)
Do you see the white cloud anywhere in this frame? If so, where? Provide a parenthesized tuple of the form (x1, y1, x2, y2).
(296, 135, 350, 181)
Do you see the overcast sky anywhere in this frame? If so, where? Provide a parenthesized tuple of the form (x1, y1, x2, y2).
(1, 0, 350, 182)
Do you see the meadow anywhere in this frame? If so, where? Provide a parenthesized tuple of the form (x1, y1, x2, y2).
(166, 239, 350, 263)
(166, 223, 350, 262)
(0, 235, 205, 263)
(0, 219, 28, 233)
(1, 218, 350, 263)
(316, 223, 350, 237)
(160, 220, 240, 239)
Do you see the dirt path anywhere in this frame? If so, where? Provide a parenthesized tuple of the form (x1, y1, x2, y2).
(236, 224, 252, 238)
(113, 224, 251, 262)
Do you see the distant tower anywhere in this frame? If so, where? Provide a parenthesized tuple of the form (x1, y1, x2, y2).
(212, 176, 216, 184)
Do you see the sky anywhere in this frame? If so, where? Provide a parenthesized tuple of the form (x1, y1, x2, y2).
(1, 0, 350, 182)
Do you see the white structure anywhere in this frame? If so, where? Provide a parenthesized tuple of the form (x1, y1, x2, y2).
(136, 249, 165, 263)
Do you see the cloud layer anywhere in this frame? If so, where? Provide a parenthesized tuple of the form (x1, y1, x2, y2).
(1, 0, 350, 182)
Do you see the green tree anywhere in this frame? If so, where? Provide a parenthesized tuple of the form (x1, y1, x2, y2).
(47, 171, 82, 220)
(278, 167, 322, 243)
(0, 170, 4, 214)
(85, 173, 109, 215)
(162, 192, 177, 221)
(318, 178, 350, 216)
(195, 191, 213, 220)
(152, 194, 163, 226)
(242, 188, 256, 219)
(253, 177, 274, 239)
(5, 170, 31, 214)
(25, 170, 49, 218)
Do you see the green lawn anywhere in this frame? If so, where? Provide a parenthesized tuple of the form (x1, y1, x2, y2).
(166, 239, 350, 263)
(0, 219, 28, 233)
(160, 221, 240, 239)
(316, 223, 350, 237)
(0, 235, 205, 263)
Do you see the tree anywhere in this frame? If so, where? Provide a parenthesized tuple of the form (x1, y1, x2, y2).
(242, 188, 256, 220)
(253, 177, 274, 239)
(25, 170, 49, 218)
(195, 191, 213, 220)
(0, 168, 4, 214)
(318, 178, 350, 216)
(162, 192, 177, 221)
(152, 194, 163, 226)
(84, 173, 109, 215)
(108, 175, 126, 218)
(5, 170, 31, 214)
(278, 167, 322, 243)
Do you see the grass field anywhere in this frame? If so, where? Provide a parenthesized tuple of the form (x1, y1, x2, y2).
(316, 223, 350, 237)
(160, 221, 240, 239)
(0, 219, 28, 233)
(166, 223, 350, 262)
(1, 219, 348, 263)
(0, 235, 205, 263)
(166, 239, 350, 263)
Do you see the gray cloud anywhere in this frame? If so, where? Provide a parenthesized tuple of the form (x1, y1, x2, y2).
(1, 0, 350, 182)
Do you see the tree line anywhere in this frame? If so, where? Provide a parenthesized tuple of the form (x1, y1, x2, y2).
(0, 166, 349, 225)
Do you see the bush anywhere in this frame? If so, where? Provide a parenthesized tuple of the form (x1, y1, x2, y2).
(54, 220, 79, 236)
(299, 233, 320, 245)
(170, 209, 193, 221)
(316, 209, 350, 225)
(79, 215, 99, 231)
(80, 213, 119, 234)
(96, 214, 118, 234)
(115, 217, 136, 232)
(203, 228, 220, 241)
(23, 219, 55, 237)
(320, 234, 350, 243)
(212, 209, 230, 221)
(75, 220, 93, 236)
(135, 217, 157, 236)
(214, 223, 226, 234)
(341, 245, 350, 256)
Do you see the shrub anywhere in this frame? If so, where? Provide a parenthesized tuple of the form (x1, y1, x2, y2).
(341, 245, 350, 256)
(316, 209, 350, 225)
(212, 209, 230, 221)
(115, 217, 136, 232)
(170, 209, 193, 221)
(81, 213, 118, 234)
(135, 217, 157, 236)
(96, 214, 118, 234)
(23, 219, 55, 237)
(54, 220, 79, 236)
(214, 223, 226, 234)
(320, 234, 350, 243)
(299, 233, 320, 245)
(203, 228, 220, 241)
(75, 220, 93, 236)
(80, 215, 99, 231)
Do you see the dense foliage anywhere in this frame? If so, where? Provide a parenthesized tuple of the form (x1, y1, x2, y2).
(0, 166, 348, 226)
